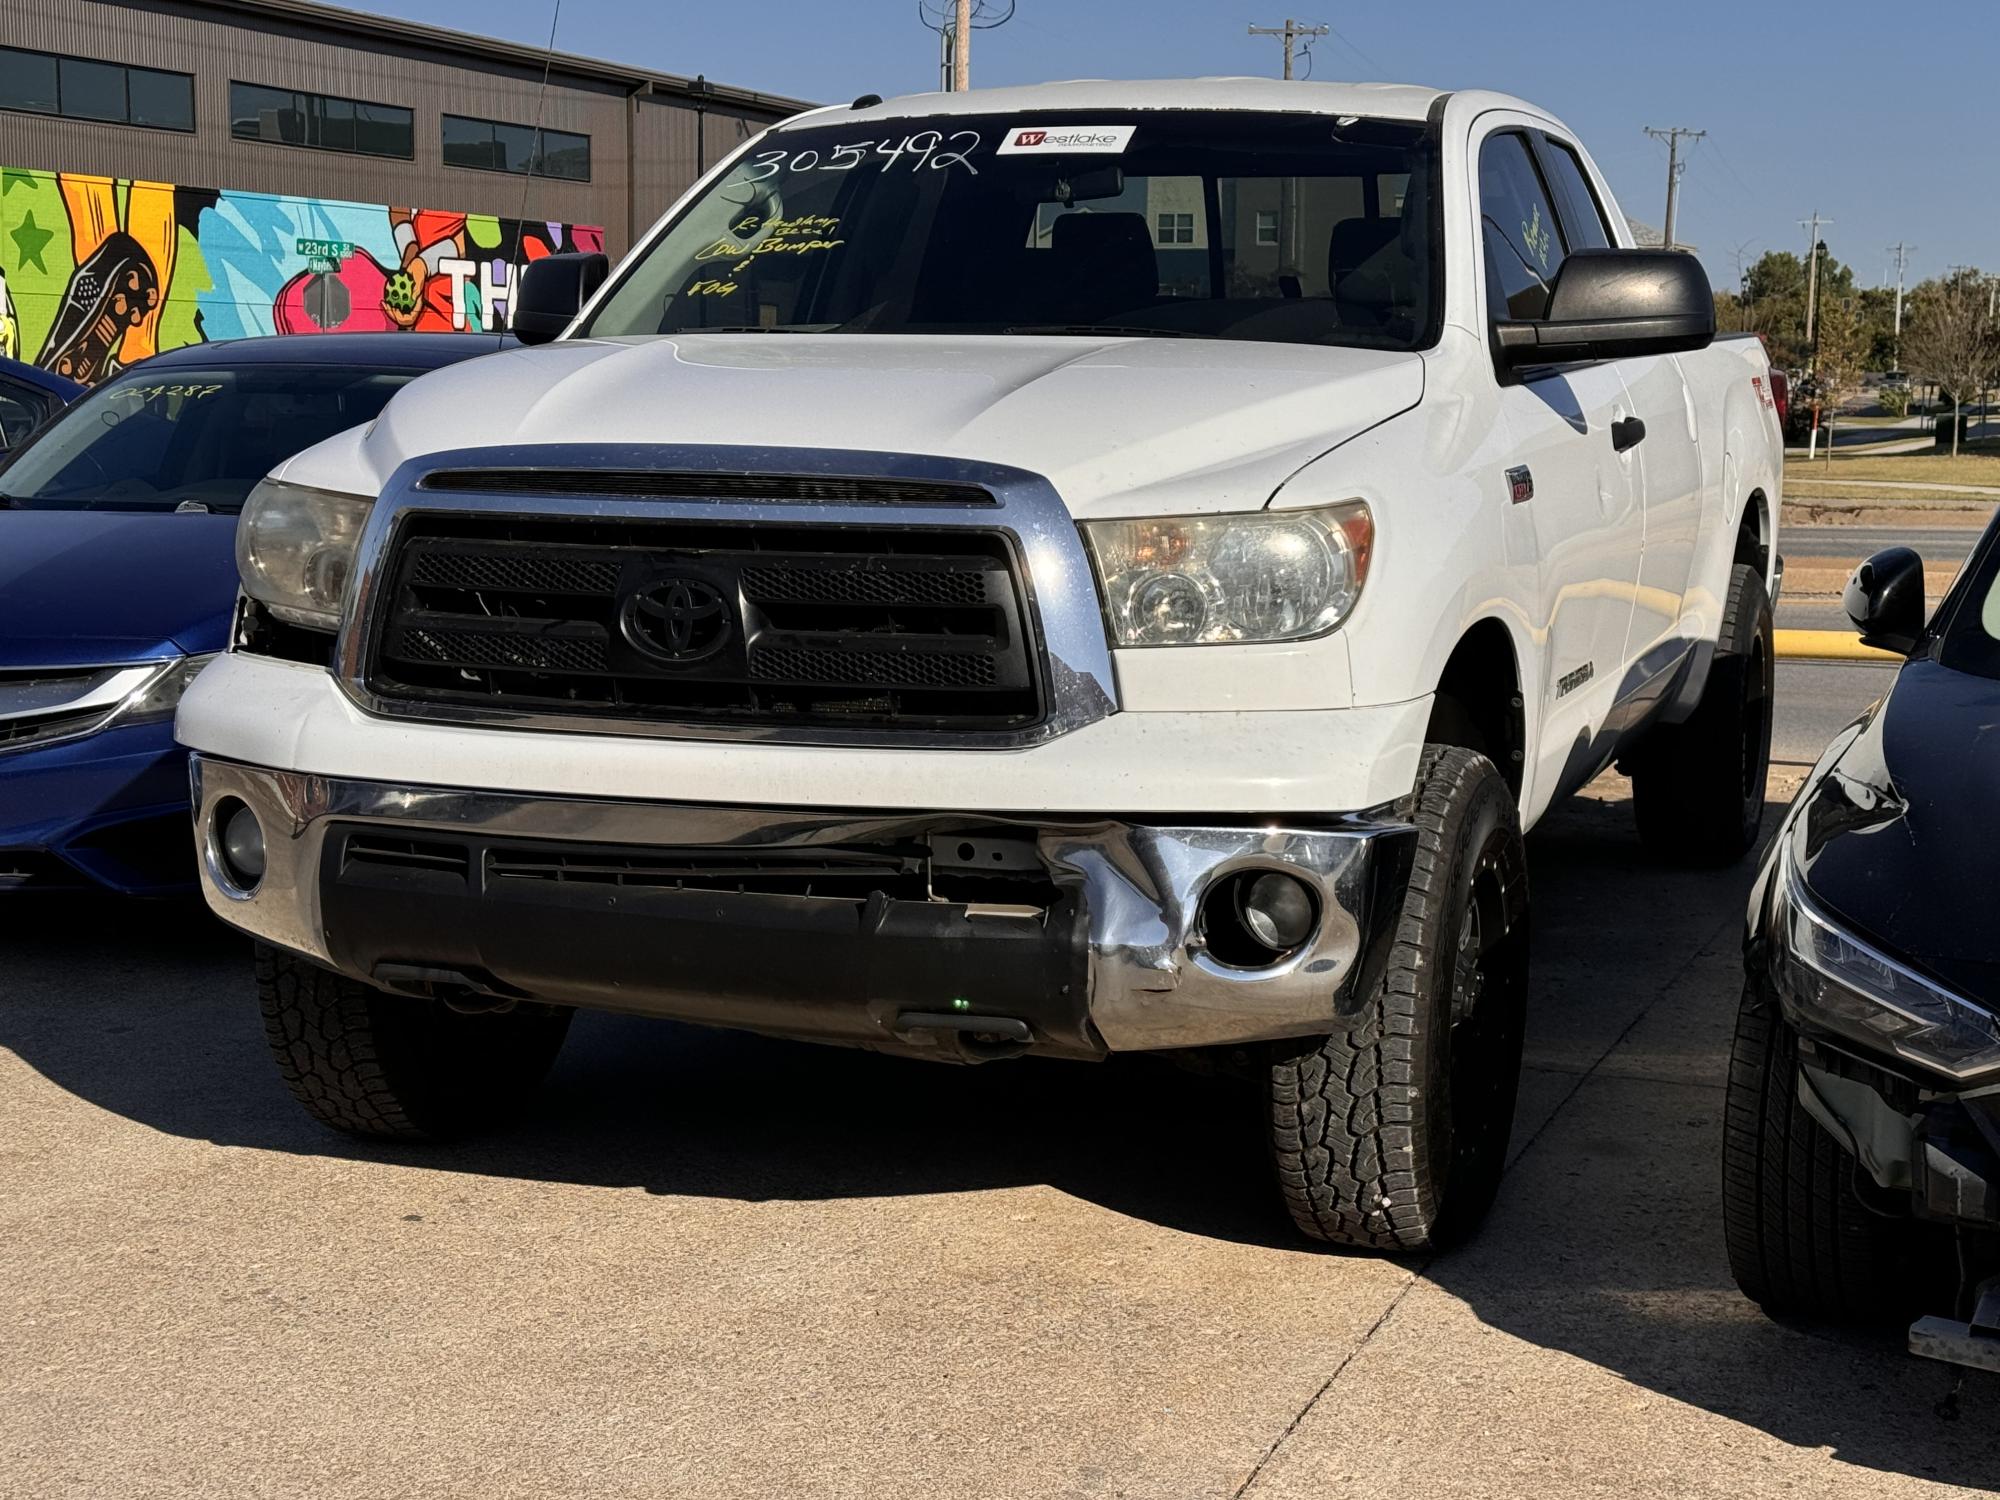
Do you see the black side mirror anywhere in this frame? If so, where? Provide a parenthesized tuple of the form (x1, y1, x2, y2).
(511, 252, 610, 345)
(1496, 248, 1715, 369)
(1843, 546, 1926, 655)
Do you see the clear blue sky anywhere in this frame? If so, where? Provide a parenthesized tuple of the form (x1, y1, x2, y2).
(362, 0, 1988, 292)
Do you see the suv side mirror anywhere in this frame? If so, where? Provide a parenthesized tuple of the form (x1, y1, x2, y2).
(1495, 249, 1715, 368)
(1843, 546, 1926, 655)
(511, 252, 609, 345)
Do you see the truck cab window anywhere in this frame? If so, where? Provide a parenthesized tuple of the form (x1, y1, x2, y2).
(1478, 132, 1569, 321)
(1537, 138, 1613, 251)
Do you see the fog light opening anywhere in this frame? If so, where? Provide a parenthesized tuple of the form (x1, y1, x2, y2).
(214, 799, 266, 891)
(1200, 869, 1320, 968)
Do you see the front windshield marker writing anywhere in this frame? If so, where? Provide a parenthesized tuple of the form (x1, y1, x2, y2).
(737, 131, 982, 183)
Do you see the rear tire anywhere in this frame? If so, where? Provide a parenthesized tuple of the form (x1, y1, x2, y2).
(1631, 561, 1774, 865)
(1266, 745, 1531, 1251)
(257, 943, 572, 1141)
(1721, 978, 1931, 1323)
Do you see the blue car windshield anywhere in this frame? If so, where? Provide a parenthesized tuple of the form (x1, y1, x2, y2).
(0, 365, 413, 513)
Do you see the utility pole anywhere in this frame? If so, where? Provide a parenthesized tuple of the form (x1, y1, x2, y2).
(1249, 18, 1329, 80)
(1800, 211, 1832, 351)
(1887, 241, 1914, 357)
(1248, 19, 1327, 280)
(1643, 126, 1705, 251)
(953, 0, 971, 92)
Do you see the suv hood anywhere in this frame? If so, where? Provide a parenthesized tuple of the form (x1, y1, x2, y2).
(1791, 660, 2000, 1006)
(298, 334, 1424, 517)
(0, 510, 239, 668)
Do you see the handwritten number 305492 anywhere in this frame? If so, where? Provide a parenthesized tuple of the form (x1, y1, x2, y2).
(737, 131, 981, 183)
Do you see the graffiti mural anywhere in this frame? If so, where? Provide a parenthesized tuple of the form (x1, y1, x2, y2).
(0, 165, 603, 382)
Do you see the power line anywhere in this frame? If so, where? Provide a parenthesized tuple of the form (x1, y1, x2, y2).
(1248, 18, 1330, 80)
(1642, 125, 1705, 251)
(1323, 22, 1382, 72)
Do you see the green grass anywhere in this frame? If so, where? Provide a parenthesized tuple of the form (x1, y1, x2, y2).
(1784, 448, 2000, 489)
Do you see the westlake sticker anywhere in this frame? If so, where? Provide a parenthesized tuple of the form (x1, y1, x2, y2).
(997, 124, 1136, 156)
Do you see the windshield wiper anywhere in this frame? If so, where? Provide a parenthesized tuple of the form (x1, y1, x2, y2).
(1003, 324, 1220, 339)
(685, 324, 836, 334)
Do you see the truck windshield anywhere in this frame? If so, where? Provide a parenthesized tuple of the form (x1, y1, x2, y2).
(581, 110, 1438, 351)
(0, 365, 413, 513)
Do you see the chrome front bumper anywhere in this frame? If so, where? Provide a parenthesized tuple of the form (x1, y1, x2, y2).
(191, 755, 1412, 1055)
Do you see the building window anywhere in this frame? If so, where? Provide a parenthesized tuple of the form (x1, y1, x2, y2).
(0, 45, 193, 132)
(230, 81, 413, 159)
(442, 114, 591, 182)
(1155, 212, 1194, 246)
(1255, 210, 1279, 247)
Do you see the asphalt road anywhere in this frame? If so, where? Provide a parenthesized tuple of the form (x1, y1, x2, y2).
(1780, 525, 1981, 565)
(3, 755, 1995, 1497)
(1773, 660, 1896, 763)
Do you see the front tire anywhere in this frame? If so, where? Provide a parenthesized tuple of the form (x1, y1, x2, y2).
(1721, 977, 1938, 1323)
(257, 944, 572, 1141)
(1267, 745, 1531, 1251)
(1631, 561, 1775, 864)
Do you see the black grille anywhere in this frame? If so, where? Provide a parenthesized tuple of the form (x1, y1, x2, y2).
(364, 514, 1044, 732)
(417, 470, 995, 507)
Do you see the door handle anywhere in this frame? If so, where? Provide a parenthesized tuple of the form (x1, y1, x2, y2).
(1611, 416, 1647, 452)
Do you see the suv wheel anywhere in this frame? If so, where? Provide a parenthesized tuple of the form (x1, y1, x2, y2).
(1722, 977, 1946, 1323)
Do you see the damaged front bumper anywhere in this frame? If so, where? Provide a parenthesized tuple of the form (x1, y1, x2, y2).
(191, 754, 1414, 1059)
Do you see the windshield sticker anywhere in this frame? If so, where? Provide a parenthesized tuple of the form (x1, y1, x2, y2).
(736, 131, 982, 182)
(996, 124, 1136, 156)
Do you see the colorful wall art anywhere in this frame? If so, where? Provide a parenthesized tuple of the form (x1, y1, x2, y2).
(0, 165, 603, 382)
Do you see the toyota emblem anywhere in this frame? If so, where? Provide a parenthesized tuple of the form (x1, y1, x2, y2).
(619, 577, 732, 663)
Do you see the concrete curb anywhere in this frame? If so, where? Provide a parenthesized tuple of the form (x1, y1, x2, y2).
(1774, 629, 1900, 663)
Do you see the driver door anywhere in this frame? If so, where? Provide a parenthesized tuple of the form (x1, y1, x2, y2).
(1478, 124, 1644, 808)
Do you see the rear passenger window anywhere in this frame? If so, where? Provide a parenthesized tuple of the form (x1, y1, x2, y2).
(1538, 138, 1612, 252)
(1479, 132, 1568, 322)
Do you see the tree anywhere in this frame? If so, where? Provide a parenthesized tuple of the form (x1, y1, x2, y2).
(1811, 292, 1868, 464)
(1903, 270, 2000, 456)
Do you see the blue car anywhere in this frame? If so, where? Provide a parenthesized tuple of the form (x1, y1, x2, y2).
(0, 355, 83, 452)
(0, 333, 508, 893)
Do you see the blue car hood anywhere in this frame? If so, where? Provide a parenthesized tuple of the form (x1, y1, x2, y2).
(0, 511, 240, 666)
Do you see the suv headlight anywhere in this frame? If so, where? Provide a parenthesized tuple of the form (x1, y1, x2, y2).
(1774, 843, 2000, 1081)
(1082, 503, 1373, 646)
(237, 478, 373, 630)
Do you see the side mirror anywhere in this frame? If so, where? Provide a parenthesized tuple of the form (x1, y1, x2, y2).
(1495, 248, 1715, 368)
(1843, 546, 1926, 655)
(510, 252, 610, 345)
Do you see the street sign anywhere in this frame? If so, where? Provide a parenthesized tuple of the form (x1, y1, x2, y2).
(296, 238, 355, 273)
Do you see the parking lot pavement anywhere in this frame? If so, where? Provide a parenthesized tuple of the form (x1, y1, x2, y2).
(2, 773, 1995, 1499)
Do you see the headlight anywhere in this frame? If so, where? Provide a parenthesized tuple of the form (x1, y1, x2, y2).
(115, 653, 219, 725)
(1082, 503, 1373, 646)
(1775, 844, 2000, 1081)
(236, 478, 373, 630)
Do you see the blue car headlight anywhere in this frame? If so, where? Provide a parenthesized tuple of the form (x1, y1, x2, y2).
(0, 654, 216, 754)
(117, 654, 218, 726)
(1774, 841, 2000, 1082)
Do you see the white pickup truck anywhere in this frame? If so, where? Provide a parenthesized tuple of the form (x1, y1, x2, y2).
(183, 79, 1784, 1250)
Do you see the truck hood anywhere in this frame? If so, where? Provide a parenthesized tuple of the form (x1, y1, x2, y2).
(305, 334, 1424, 517)
(0, 510, 239, 667)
